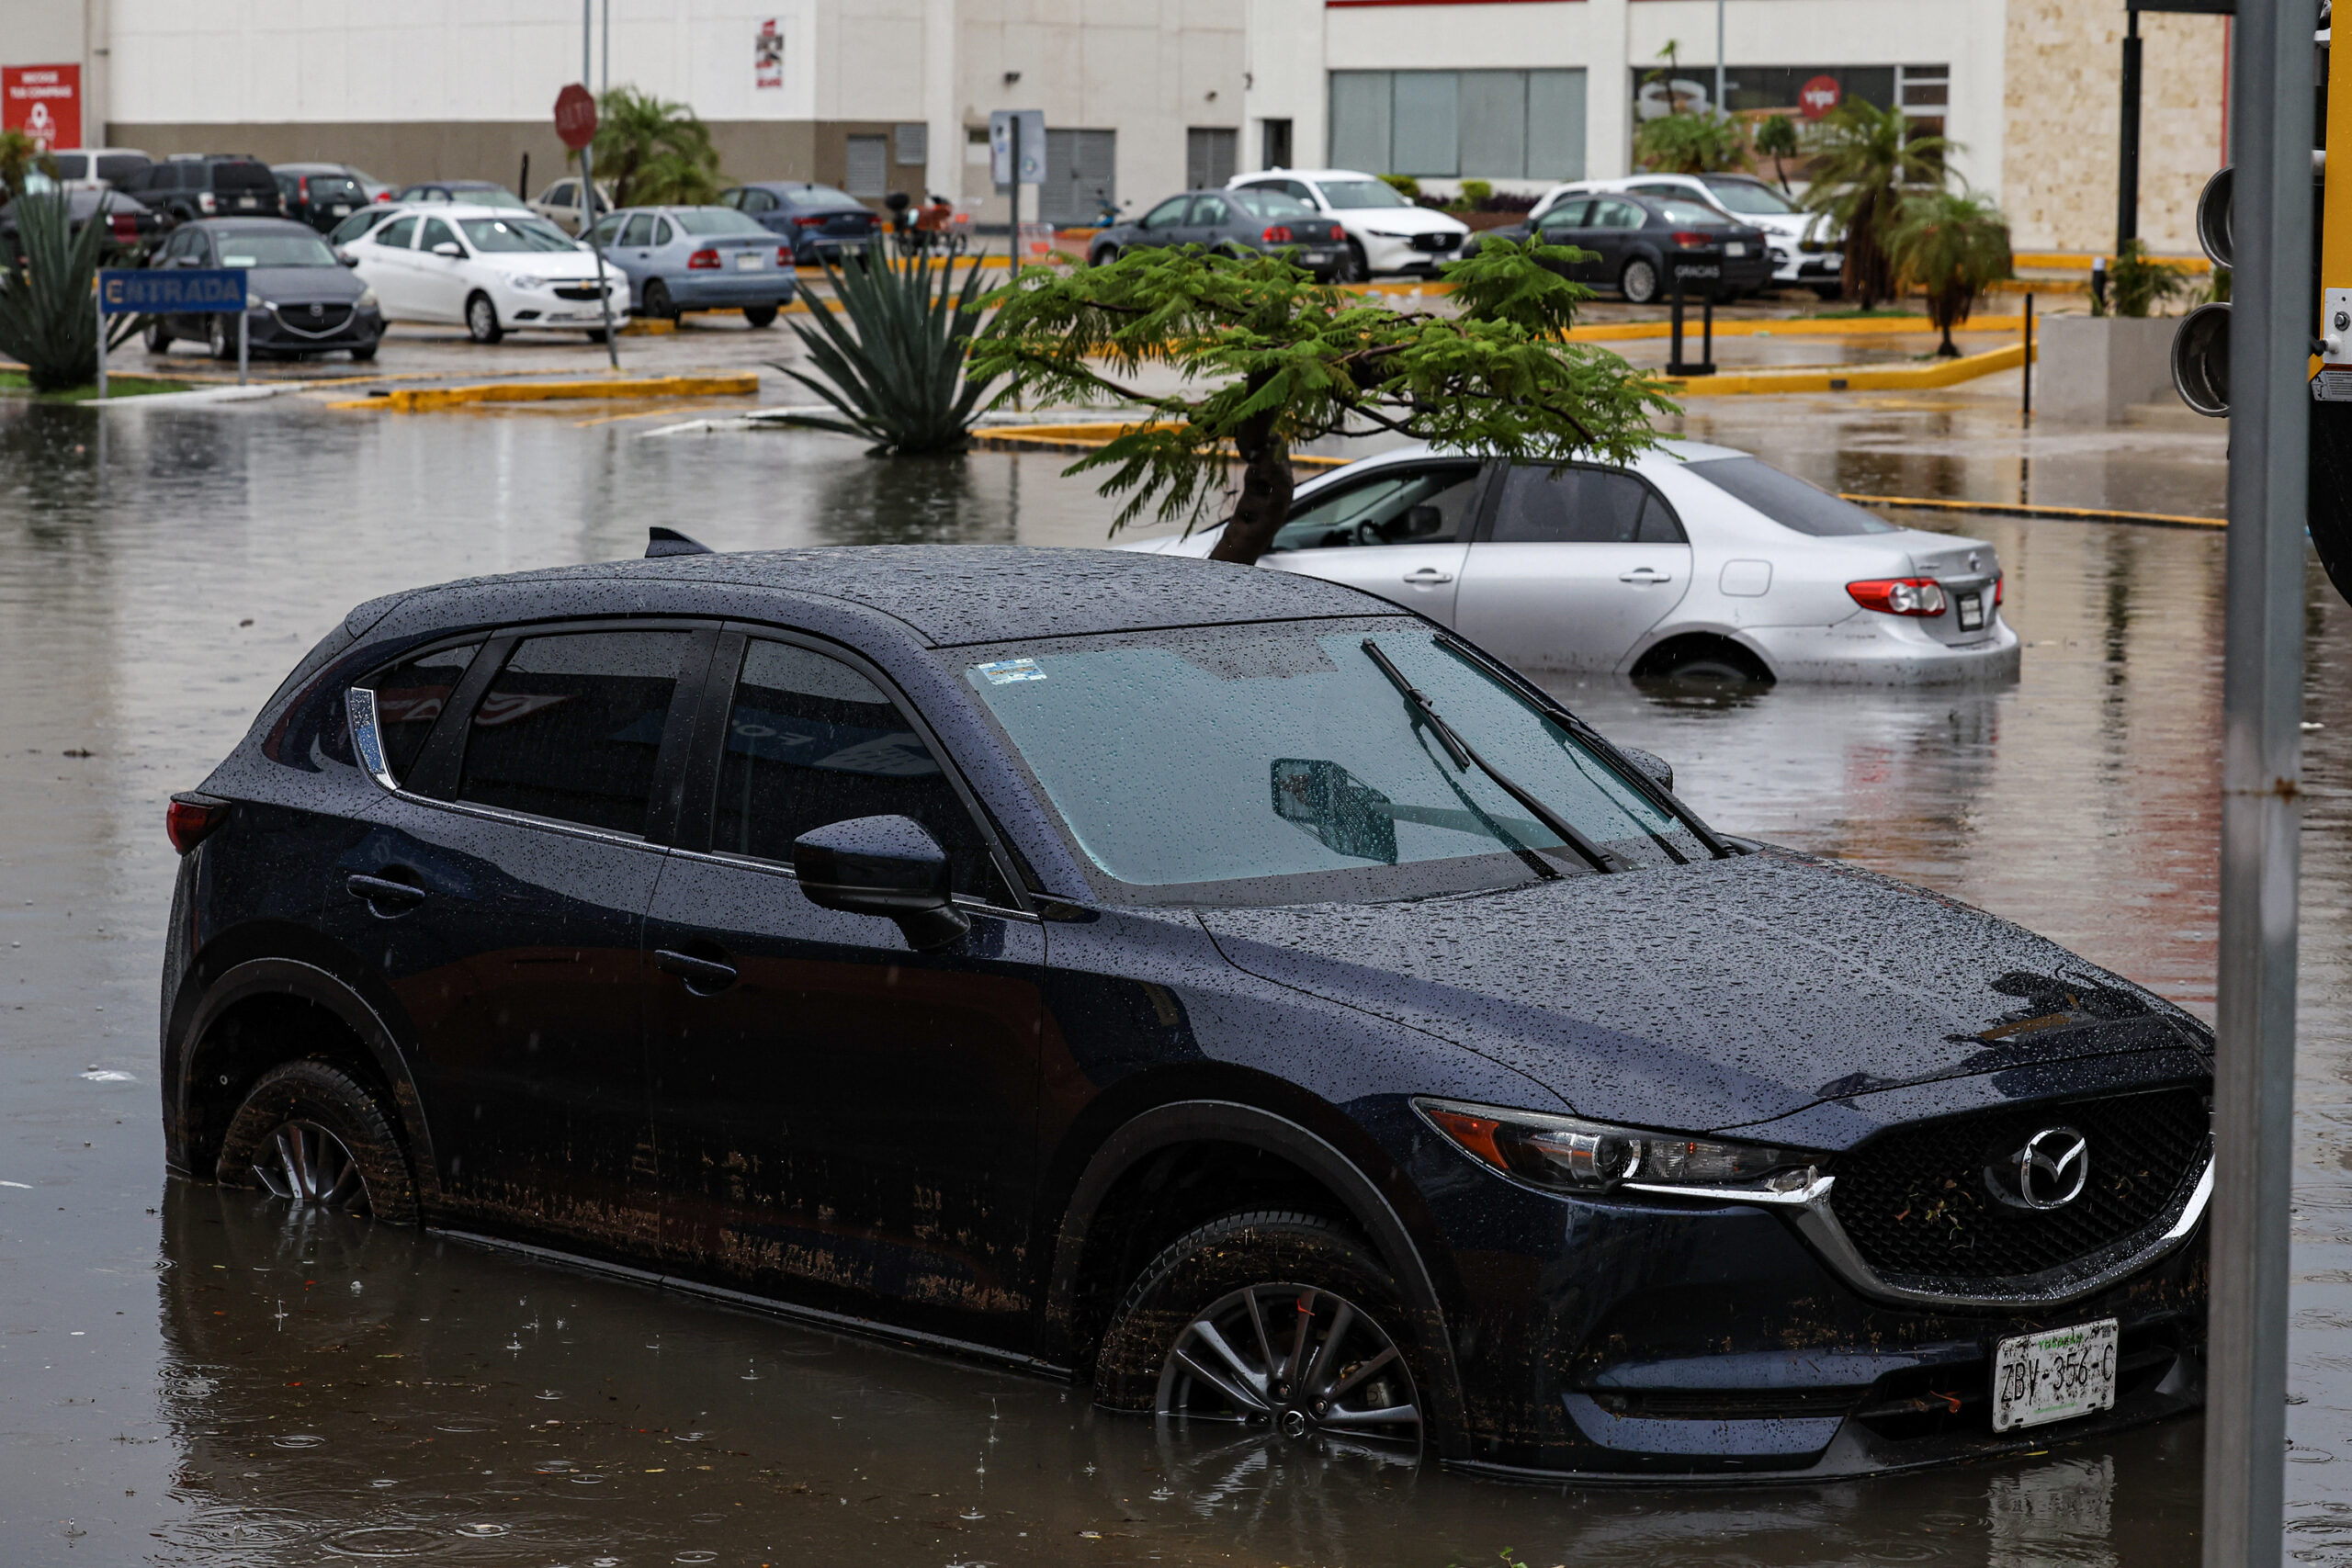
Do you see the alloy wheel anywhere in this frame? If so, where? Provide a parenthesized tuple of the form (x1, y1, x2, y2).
(250, 1120, 372, 1213)
(1154, 1282, 1420, 1449)
(1622, 257, 1659, 305)
(467, 294, 502, 344)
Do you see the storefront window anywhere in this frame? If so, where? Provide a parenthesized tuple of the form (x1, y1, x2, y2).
(1329, 69, 1586, 180)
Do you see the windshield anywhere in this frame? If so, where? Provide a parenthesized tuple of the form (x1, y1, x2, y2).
(673, 207, 769, 235)
(328, 208, 393, 244)
(1315, 179, 1413, 209)
(459, 215, 579, 252)
(1686, 455, 1895, 536)
(1233, 188, 1315, 219)
(1702, 177, 1797, 215)
(961, 621, 1697, 903)
(218, 232, 338, 267)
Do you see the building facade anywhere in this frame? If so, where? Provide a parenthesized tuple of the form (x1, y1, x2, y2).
(3, 0, 2228, 252)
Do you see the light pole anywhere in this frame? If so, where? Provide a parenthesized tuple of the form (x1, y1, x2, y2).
(1713, 0, 1726, 120)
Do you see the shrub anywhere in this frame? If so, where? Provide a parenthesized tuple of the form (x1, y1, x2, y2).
(771, 248, 1001, 454)
(1461, 179, 1494, 205)
(0, 190, 142, 392)
(2100, 239, 2191, 319)
(1634, 112, 1754, 175)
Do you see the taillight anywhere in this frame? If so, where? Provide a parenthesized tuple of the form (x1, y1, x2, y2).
(792, 214, 826, 228)
(1993, 571, 2005, 607)
(687, 248, 721, 269)
(110, 213, 135, 241)
(1669, 230, 1712, 248)
(775, 246, 791, 266)
(166, 794, 231, 854)
(1846, 578, 1949, 616)
(298, 175, 310, 198)
(1261, 225, 1294, 243)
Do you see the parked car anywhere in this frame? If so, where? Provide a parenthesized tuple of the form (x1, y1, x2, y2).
(530, 176, 613, 235)
(582, 206, 794, 325)
(392, 181, 531, 211)
(122, 155, 283, 223)
(342, 202, 628, 343)
(1123, 442, 2018, 683)
(142, 218, 382, 361)
(0, 187, 161, 256)
(161, 542, 2209, 1482)
(1226, 168, 1470, 280)
(718, 181, 879, 263)
(272, 164, 378, 232)
(324, 204, 409, 248)
(1474, 191, 1770, 304)
(44, 147, 153, 192)
(1536, 174, 1843, 299)
(1086, 186, 1349, 278)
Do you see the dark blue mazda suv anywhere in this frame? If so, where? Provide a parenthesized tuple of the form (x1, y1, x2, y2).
(159, 542, 2211, 1481)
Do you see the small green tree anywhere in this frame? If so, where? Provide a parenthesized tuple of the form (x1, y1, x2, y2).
(1634, 111, 1754, 175)
(1754, 114, 1801, 191)
(772, 248, 1001, 454)
(1884, 190, 2012, 355)
(2102, 238, 2192, 318)
(588, 87, 725, 208)
(0, 190, 143, 392)
(1800, 99, 1957, 307)
(970, 240, 1677, 566)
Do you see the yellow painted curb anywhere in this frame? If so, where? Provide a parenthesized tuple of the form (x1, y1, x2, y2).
(2013, 250, 2211, 274)
(1847, 493, 2224, 529)
(1656, 341, 2030, 396)
(328, 372, 760, 412)
(619, 318, 676, 336)
(1566, 314, 2026, 344)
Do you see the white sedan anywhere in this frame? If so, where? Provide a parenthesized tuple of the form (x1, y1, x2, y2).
(1121, 442, 2019, 685)
(341, 202, 630, 344)
(1226, 168, 1470, 281)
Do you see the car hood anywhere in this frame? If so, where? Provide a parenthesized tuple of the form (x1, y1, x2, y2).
(247, 265, 365, 303)
(476, 252, 604, 277)
(1194, 847, 2205, 1139)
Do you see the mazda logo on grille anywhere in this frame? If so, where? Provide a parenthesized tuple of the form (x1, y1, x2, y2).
(308, 302, 323, 319)
(1987, 1126, 2090, 1211)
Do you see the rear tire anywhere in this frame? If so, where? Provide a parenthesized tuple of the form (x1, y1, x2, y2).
(216, 1060, 419, 1225)
(465, 291, 503, 344)
(144, 319, 172, 354)
(1340, 239, 1370, 284)
(742, 303, 779, 328)
(1091, 244, 1121, 267)
(1620, 255, 1661, 305)
(642, 279, 676, 321)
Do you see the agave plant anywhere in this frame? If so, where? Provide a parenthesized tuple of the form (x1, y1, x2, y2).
(0, 189, 142, 392)
(775, 249, 1001, 455)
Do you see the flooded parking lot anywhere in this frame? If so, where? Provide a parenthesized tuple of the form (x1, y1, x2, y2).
(0, 395, 2342, 1565)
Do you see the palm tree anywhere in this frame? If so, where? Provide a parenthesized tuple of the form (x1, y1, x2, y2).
(1754, 114, 1800, 192)
(1800, 100, 1957, 308)
(1884, 190, 2012, 355)
(587, 87, 725, 208)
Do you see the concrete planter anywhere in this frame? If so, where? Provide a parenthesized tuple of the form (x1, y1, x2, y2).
(2036, 314, 2183, 423)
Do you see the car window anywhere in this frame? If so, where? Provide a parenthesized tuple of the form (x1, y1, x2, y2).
(1232, 188, 1313, 220)
(586, 212, 626, 246)
(673, 208, 768, 235)
(619, 214, 657, 246)
(418, 217, 461, 253)
(1279, 180, 1316, 203)
(1486, 466, 1682, 545)
(1187, 195, 1231, 226)
(218, 231, 338, 267)
(1271, 467, 1482, 552)
(744, 189, 777, 213)
(1592, 199, 1646, 230)
(1138, 197, 1188, 231)
(54, 153, 87, 179)
(214, 162, 277, 193)
(309, 175, 362, 204)
(1537, 199, 1590, 231)
(1315, 179, 1413, 209)
(790, 185, 860, 208)
(1684, 455, 1896, 536)
(460, 216, 577, 252)
(456, 631, 694, 836)
(649, 218, 673, 245)
(712, 638, 1007, 900)
(546, 180, 576, 205)
(356, 643, 480, 782)
(1701, 177, 1798, 215)
(1654, 199, 1725, 227)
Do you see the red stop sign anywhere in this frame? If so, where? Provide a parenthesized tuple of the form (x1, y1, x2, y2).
(554, 83, 597, 150)
(1798, 74, 1842, 120)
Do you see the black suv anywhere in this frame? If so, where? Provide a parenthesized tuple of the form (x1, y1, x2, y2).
(125, 156, 283, 224)
(272, 164, 374, 231)
(161, 544, 2211, 1481)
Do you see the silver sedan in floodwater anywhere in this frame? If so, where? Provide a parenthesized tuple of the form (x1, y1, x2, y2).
(1121, 441, 2020, 684)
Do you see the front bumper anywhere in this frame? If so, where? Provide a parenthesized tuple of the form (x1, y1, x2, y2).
(666, 271, 797, 308)
(497, 276, 632, 325)
(1360, 231, 1464, 275)
(243, 302, 382, 350)
(1770, 248, 1845, 285)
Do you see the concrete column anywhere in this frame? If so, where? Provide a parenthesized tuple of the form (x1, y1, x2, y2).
(925, 0, 957, 203)
(1586, 0, 1632, 179)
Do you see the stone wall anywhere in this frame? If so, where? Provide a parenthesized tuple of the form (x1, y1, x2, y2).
(2001, 1, 2229, 255)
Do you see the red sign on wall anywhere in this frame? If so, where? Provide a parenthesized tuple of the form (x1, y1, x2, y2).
(3, 64, 82, 151)
(1798, 73, 1842, 119)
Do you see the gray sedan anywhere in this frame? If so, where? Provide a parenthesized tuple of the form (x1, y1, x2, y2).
(1087, 187, 1349, 279)
(585, 206, 797, 326)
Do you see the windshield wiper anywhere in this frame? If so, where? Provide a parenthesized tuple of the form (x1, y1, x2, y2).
(1361, 639, 1628, 874)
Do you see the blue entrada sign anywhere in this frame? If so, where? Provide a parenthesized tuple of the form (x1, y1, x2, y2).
(96, 267, 248, 315)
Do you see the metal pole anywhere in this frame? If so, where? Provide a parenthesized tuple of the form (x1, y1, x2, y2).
(94, 288, 106, 401)
(585, 0, 617, 369)
(1010, 115, 1022, 254)
(1714, 0, 1726, 122)
(237, 309, 247, 387)
(2022, 290, 2034, 421)
(2202, 0, 2312, 1564)
(2120, 6, 2145, 251)
(601, 0, 610, 96)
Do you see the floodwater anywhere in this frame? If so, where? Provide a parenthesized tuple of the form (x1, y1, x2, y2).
(0, 396, 2342, 1566)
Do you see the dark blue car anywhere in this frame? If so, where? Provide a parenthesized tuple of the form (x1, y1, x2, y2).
(718, 180, 879, 263)
(159, 544, 2210, 1481)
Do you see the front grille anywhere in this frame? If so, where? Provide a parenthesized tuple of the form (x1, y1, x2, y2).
(273, 302, 354, 338)
(1827, 1087, 2208, 1282)
(551, 283, 611, 301)
(1408, 231, 1461, 253)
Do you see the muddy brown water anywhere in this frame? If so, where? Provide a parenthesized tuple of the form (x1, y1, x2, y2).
(0, 397, 2340, 1566)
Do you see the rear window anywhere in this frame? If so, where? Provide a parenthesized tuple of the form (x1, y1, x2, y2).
(456, 631, 691, 836)
(673, 208, 768, 236)
(212, 161, 277, 192)
(1685, 456, 1895, 536)
(356, 644, 480, 782)
(1653, 199, 1725, 227)
(307, 175, 363, 203)
(1232, 188, 1314, 220)
(787, 186, 860, 209)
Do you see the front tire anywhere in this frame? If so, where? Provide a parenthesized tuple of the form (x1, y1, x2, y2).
(1094, 1211, 1425, 1452)
(465, 291, 503, 344)
(215, 1060, 419, 1225)
(1090, 244, 1121, 267)
(145, 318, 172, 354)
(349, 341, 379, 362)
(1340, 239, 1370, 284)
(1620, 255, 1661, 305)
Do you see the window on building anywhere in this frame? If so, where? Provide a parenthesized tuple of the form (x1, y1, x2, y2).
(894, 122, 929, 166)
(1187, 128, 1238, 190)
(1329, 70, 1586, 181)
(1261, 118, 1293, 171)
(845, 135, 888, 197)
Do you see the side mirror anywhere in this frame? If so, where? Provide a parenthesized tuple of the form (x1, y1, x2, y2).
(792, 814, 971, 951)
(336, 248, 358, 267)
(432, 241, 464, 258)
(1616, 746, 1675, 795)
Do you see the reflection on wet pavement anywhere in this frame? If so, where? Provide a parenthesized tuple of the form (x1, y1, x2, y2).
(0, 400, 2340, 1564)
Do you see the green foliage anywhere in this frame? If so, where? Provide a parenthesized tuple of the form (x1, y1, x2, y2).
(772, 249, 1001, 454)
(1754, 113, 1801, 190)
(0, 190, 143, 393)
(2104, 239, 2192, 319)
(1379, 174, 1421, 199)
(1634, 111, 1753, 175)
(0, 130, 55, 200)
(1460, 179, 1494, 206)
(1799, 99, 1959, 307)
(2203, 265, 2232, 303)
(588, 87, 725, 208)
(970, 239, 1675, 564)
(1884, 189, 2011, 355)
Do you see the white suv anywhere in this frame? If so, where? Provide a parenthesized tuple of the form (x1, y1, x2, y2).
(1532, 173, 1843, 297)
(1226, 169, 1471, 281)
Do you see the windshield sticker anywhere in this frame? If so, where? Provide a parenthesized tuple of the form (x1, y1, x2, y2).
(977, 658, 1046, 685)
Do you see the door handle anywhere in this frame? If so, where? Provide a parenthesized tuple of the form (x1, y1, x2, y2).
(1402, 567, 1455, 585)
(655, 948, 741, 996)
(345, 873, 426, 912)
(1619, 567, 1673, 584)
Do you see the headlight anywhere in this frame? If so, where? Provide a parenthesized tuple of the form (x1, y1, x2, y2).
(508, 274, 549, 291)
(1364, 229, 1411, 239)
(1414, 1098, 1823, 1197)
(356, 288, 378, 310)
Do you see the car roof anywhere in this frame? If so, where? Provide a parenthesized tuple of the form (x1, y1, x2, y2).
(737, 182, 866, 203)
(407, 203, 550, 220)
(365, 545, 1408, 649)
(1233, 170, 1381, 184)
(189, 217, 319, 234)
(1294, 437, 1752, 488)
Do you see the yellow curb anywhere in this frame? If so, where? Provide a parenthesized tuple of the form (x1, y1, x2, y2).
(1566, 314, 2027, 343)
(327, 371, 760, 412)
(2013, 250, 2212, 274)
(1655, 341, 2030, 396)
(1846, 492, 2224, 529)
(619, 318, 676, 336)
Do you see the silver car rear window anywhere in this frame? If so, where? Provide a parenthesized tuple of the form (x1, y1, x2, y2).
(1685, 457, 1896, 536)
